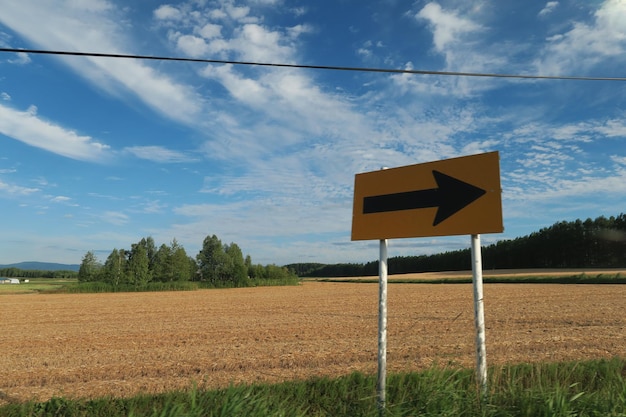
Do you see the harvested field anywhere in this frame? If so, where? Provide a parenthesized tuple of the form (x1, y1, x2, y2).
(1, 281, 625, 404)
(317, 268, 626, 281)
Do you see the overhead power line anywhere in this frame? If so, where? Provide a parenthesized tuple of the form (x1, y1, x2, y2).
(2, 47, 626, 82)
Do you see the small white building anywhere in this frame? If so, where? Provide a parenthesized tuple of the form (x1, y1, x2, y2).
(0, 278, 20, 284)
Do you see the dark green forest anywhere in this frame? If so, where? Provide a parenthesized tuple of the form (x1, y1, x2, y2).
(288, 214, 626, 277)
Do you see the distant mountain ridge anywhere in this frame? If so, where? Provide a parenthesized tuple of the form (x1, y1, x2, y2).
(0, 261, 80, 272)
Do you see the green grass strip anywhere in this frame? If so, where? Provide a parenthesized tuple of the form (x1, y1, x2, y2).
(2, 358, 625, 416)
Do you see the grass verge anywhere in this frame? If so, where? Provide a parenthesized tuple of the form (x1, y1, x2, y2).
(38, 277, 301, 293)
(1, 358, 624, 416)
(0, 278, 75, 295)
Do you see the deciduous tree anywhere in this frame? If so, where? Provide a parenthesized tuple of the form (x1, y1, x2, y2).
(78, 251, 101, 282)
(101, 248, 128, 286)
(225, 242, 248, 287)
(128, 243, 151, 286)
(170, 239, 193, 281)
(197, 235, 230, 284)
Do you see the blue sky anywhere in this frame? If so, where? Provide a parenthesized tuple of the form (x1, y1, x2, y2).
(1, 0, 625, 266)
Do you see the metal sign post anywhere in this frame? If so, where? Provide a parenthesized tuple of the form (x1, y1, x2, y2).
(471, 234, 488, 395)
(377, 238, 388, 416)
(352, 152, 503, 409)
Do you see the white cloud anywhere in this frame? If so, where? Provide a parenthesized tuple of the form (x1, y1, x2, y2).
(612, 155, 626, 164)
(172, 194, 350, 245)
(208, 9, 228, 20)
(199, 64, 378, 165)
(199, 23, 222, 39)
(236, 23, 295, 62)
(136, 200, 166, 214)
(538, 1, 559, 17)
(8, 52, 31, 65)
(51, 196, 72, 203)
(164, 2, 303, 63)
(0, 180, 40, 196)
(203, 64, 268, 106)
(32, 177, 51, 187)
(101, 211, 129, 225)
(151, 0, 337, 160)
(0, 1, 204, 126)
(287, 24, 313, 39)
(0, 103, 111, 162)
(389, 62, 450, 96)
(226, 4, 251, 21)
(357, 47, 372, 59)
(499, 116, 626, 209)
(535, 0, 626, 75)
(249, 0, 283, 5)
(1, 92, 10, 101)
(461, 140, 500, 155)
(176, 34, 209, 57)
(513, 118, 626, 144)
(416, 2, 482, 52)
(66, 0, 112, 13)
(595, 117, 626, 138)
(154, 4, 183, 20)
(87, 57, 203, 125)
(410, 3, 501, 96)
(529, 167, 626, 200)
(124, 146, 196, 163)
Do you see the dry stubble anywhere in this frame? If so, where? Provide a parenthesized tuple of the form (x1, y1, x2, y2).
(1, 282, 625, 404)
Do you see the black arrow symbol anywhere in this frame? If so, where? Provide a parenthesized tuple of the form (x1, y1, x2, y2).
(362, 170, 487, 226)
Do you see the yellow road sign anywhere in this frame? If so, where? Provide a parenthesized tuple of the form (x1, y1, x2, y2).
(351, 151, 503, 240)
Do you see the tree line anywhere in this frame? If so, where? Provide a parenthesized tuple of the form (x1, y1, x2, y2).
(289, 214, 626, 277)
(0, 268, 77, 279)
(78, 235, 298, 288)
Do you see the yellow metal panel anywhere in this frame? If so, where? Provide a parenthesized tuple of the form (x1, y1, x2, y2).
(351, 151, 503, 240)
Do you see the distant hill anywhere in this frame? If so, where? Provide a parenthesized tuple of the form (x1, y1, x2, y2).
(0, 261, 80, 272)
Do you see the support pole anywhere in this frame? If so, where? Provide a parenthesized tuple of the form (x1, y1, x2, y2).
(377, 238, 388, 416)
(471, 234, 488, 396)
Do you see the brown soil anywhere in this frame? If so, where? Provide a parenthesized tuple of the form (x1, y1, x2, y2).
(1, 280, 625, 404)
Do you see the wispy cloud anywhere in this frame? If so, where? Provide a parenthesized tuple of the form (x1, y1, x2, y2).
(0, 1, 204, 126)
(408, 2, 507, 96)
(0, 180, 40, 196)
(101, 211, 129, 226)
(152, 0, 387, 177)
(8, 51, 31, 65)
(535, 0, 626, 75)
(124, 146, 197, 163)
(50, 196, 72, 203)
(538, 1, 559, 17)
(0, 103, 111, 162)
(136, 200, 167, 214)
(416, 2, 482, 52)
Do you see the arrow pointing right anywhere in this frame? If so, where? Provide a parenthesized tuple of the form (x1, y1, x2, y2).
(362, 170, 487, 226)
